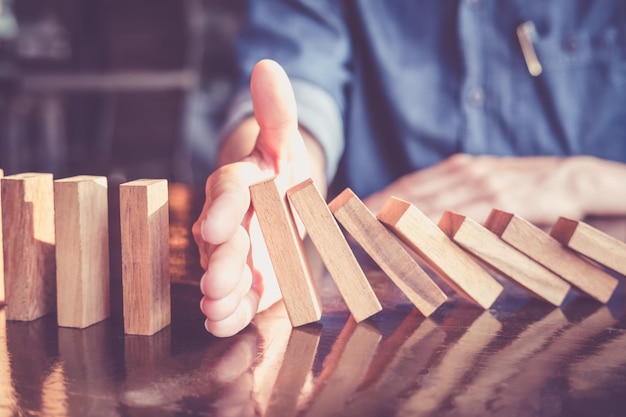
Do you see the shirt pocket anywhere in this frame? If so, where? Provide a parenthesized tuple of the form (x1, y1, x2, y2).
(515, 20, 625, 156)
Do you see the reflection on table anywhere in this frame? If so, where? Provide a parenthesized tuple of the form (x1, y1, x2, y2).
(0, 185, 625, 417)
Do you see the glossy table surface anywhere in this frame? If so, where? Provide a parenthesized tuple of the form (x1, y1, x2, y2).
(1, 184, 625, 417)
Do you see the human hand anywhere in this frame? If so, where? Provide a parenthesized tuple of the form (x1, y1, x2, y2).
(363, 154, 607, 225)
(192, 60, 316, 337)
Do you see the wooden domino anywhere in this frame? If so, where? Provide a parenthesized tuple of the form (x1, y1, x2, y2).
(250, 177, 322, 327)
(439, 211, 571, 306)
(378, 198, 503, 309)
(551, 217, 626, 277)
(120, 179, 171, 336)
(54, 176, 110, 328)
(484, 209, 619, 303)
(328, 189, 447, 317)
(1, 173, 56, 321)
(287, 179, 382, 322)
(0, 169, 4, 304)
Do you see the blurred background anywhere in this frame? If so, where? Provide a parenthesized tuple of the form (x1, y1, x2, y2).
(0, 0, 246, 186)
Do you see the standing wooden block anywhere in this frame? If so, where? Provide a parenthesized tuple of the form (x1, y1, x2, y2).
(484, 210, 619, 303)
(439, 211, 571, 306)
(250, 177, 322, 327)
(1, 173, 56, 321)
(378, 198, 503, 309)
(328, 189, 447, 317)
(55, 176, 110, 328)
(551, 217, 626, 277)
(0, 169, 4, 304)
(120, 179, 171, 336)
(287, 179, 381, 322)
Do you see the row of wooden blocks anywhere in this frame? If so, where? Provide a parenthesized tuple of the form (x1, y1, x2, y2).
(0, 170, 170, 336)
(251, 177, 626, 327)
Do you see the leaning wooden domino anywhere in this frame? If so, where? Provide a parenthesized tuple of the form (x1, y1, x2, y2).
(485, 209, 619, 303)
(0, 168, 4, 305)
(439, 211, 571, 306)
(287, 179, 382, 322)
(551, 217, 626, 277)
(120, 179, 171, 335)
(55, 176, 110, 328)
(328, 189, 447, 317)
(377, 197, 503, 309)
(250, 177, 322, 327)
(1, 173, 56, 321)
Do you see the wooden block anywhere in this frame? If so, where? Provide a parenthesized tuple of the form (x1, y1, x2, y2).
(0, 168, 4, 304)
(120, 179, 171, 336)
(287, 179, 381, 322)
(249, 177, 322, 327)
(551, 217, 626, 277)
(484, 209, 619, 303)
(1, 173, 56, 321)
(328, 189, 447, 317)
(54, 176, 110, 328)
(439, 211, 571, 306)
(378, 198, 503, 309)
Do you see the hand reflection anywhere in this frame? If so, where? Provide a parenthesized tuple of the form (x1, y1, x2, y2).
(119, 326, 259, 416)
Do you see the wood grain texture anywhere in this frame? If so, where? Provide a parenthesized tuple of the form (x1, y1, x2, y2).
(55, 176, 110, 328)
(120, 179, 171, 335)
(378, 198, 502, 309)
(287, 179, 381, 322)
(1, 173, 56, 321)
(328, 189, 447, 317)
(250, 177, 322, 327)
(439, 211, 571, 306)
(0, 169, 4, 304)
(484, 209, 618, 303)
(551, 217, 626, 277)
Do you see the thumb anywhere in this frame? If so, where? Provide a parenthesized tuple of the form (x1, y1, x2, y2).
(250, 59, 302, 170)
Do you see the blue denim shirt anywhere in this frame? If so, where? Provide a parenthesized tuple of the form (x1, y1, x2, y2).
(225, 0, 626, 198)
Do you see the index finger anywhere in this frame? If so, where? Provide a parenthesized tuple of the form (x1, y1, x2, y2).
(200, 161, 273, 246)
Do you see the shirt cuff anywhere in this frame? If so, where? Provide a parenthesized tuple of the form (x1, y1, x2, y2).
(218, 79, 345, 182)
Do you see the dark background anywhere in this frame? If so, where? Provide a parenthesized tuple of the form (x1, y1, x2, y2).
(0, 0, 247, 185)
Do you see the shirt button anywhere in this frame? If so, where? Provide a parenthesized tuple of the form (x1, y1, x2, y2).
(563, 37, 579, 53)
(467, 87, 485, 106)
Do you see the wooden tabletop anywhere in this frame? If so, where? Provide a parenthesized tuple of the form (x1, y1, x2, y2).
(1, 183, 625, 417)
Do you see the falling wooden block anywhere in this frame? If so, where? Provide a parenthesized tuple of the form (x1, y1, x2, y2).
(54, 176, 110, 328)
(484, 210, 618, 303)
(551, 217, 626, 277)
(250, 177, 322, 327)
(287, 179, 381, 322)
(328, 189, 447, 317)
(378, 197, 502, 309)
(439, 211, 571, 306)
(0, 168, 4, 305)
(120, 179, 171, 336)
(1, 173, 56, 321)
